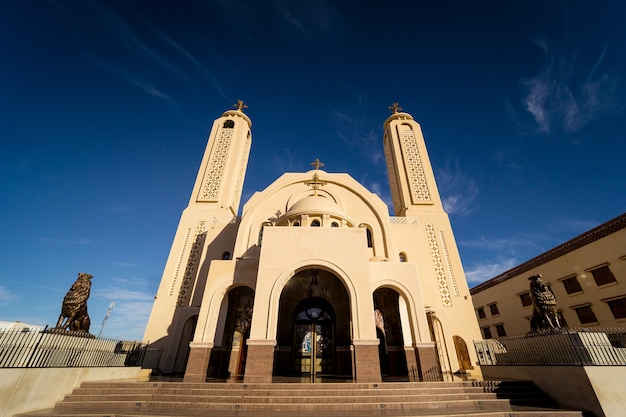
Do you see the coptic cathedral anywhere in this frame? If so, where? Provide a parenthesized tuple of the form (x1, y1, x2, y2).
(143, 102, 483, 382)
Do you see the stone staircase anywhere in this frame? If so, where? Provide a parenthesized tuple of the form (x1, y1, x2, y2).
(19, 380, 586, 417)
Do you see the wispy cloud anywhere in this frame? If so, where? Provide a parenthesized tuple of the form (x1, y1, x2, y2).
(113, 262, 137, 268)
(464, 257, 520, 285)
(333, 98, 384, 165)
(0, 285, 19, 305)
(84, 53, 177, 106)
(92, 286, 154, 340)
(40, 237, 95, 246)
(519, 39, 620, 134)
(142, 20, 229, 101)
(273, 0, 333, 38)
(436, 159, 479, 216)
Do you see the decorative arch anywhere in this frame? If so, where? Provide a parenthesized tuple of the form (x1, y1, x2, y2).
(266, 260, 358, 341)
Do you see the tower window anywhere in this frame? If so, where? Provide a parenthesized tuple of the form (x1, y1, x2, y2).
(331, 222, 339, 227)
(399, 252, 407, 262)
(221, 251, 231, 260)
(293, 221, 300, 227)
(223, 120, 235, 128)
(311, 220, 321, 227)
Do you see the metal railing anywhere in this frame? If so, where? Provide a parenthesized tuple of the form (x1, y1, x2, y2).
(474, 327, 626, 366)
(0, 326, 161, 369)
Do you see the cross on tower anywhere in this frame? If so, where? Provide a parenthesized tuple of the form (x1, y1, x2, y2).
(234, 100, 248, 112)
(310, 158, 325, 170)
(388, 102, 403, 114)
(304, 173, 326, 197)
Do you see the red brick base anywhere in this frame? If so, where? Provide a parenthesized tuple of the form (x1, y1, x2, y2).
(183, 342, 213, 382)
(353, 340, 382, 382)
(243, 340, 275, 383)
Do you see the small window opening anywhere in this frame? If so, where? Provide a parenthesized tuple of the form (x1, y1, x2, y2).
(223, 120, 235, 128)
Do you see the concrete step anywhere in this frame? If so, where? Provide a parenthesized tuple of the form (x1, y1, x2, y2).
(16, 380, 585, 417)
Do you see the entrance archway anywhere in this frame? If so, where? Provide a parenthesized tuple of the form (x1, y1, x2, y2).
(373, 288, 408, 381)
(274, 268, 352, 381)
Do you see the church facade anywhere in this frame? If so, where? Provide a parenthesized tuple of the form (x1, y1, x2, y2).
(143, 103, 483, 383)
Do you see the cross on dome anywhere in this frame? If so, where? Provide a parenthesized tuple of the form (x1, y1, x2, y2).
(234, 100, 248, 112)
(388, 102, 402, 114)
(304, 173, 326, 197)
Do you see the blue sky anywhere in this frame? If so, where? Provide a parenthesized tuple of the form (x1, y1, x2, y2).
(1, 1, 624, 341)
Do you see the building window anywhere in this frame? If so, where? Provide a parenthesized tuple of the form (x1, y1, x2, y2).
(481, 326, 492, 339)
(606, 297, 626, 319)
(476, 307, 486, 320)
(221, 251, 231, 260)
(495, 324, 507, 337)
(311, 220, 321, 227)
(561, 275, 583, 294)
(223, 120, 234, 128)
(293, 221, 300, 227)
(573, 304, 598, 325)
(359, 224, 373, 248)
(519, 292, 532, 307)
(331, 222, 339, 227)
(589, 265, 617, 286)
(488, 303, 499, 316)
(399, 252, 407, 262)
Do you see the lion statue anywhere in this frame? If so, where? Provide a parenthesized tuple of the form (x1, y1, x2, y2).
(528, 274, 561, 333)
(55, 272, 92, 333)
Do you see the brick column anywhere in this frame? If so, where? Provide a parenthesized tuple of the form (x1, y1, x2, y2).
(183, 342, 213, 382)
(243, 339, 275, 383)
(353, 339, 382, 383)
(415, 342, 440, 381)
(404, 346, 419, 380)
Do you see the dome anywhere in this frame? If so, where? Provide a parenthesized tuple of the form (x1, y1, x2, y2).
(287, 195, 346, 218)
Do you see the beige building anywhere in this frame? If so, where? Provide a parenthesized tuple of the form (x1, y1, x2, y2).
(471, 213, 626, 339)
(143, 103, 483, 383)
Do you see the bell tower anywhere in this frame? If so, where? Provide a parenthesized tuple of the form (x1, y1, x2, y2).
(143, 102, 252, 373)
(190, 100, 252, 213)
(383, 103, 443, 217)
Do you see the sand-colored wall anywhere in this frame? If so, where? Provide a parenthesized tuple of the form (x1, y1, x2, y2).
(0, 367, 146, 417)
(482, 365, 626, 417)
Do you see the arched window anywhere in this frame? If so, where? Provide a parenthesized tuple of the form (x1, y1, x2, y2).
(311, 220, 321, 227)
(223, 120, 235, 128)
(293, 221, 300, 227)
(359, 224, 373, 248)
(222, 251, 232, 260)
(399, 252, 407, 262)
(331, 222, 339, 227)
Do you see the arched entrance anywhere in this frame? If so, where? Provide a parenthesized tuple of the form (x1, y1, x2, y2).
(274, 268, 352, 382)
(210, 286, 254, 381)
(373, 288, 409, 381)
(173, 314, 197, 374)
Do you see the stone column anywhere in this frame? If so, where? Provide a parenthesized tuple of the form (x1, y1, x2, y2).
(415, 342, 439, 381)
(183, 342, 213, 382)
(353, 339, 382, 382)
(243, 339, 275, 383)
